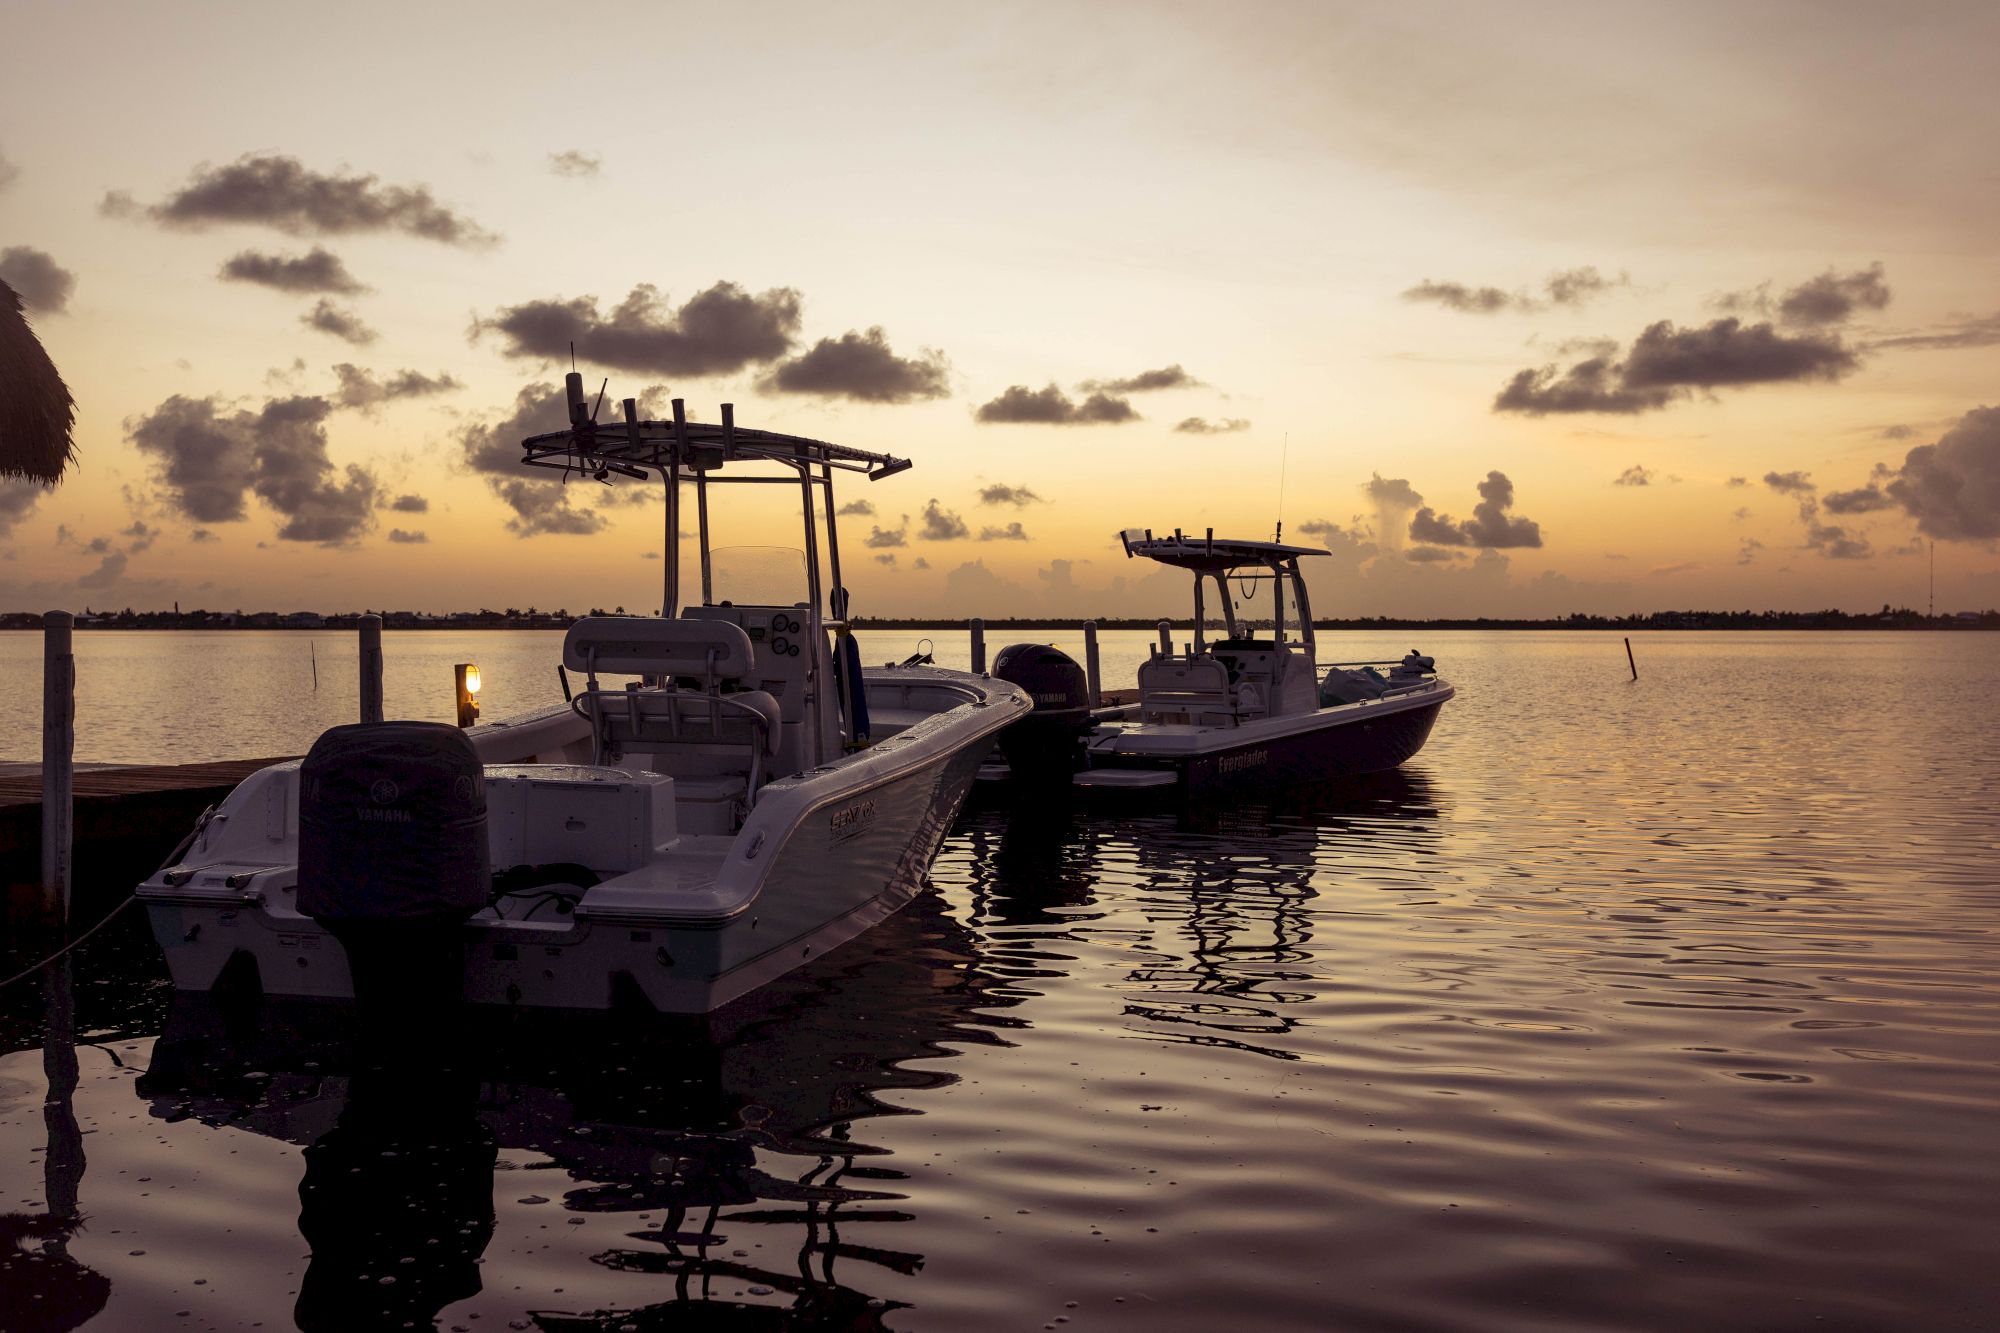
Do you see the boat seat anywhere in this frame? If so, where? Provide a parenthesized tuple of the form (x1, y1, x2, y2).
(579, 687, 783, 758)
(1137, 653, 1233, 724)
(563, 616, 755, 680)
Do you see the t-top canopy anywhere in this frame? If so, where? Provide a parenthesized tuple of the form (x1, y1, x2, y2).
(521, 388, 912, 483)
(1121, 528, 1330, 571)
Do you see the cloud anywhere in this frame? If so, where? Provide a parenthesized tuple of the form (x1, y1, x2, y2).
(218, 246, 365, 295)
(474, 281, 800, 376)
(912, 556, 930, 570)
(1727, 476, 1749, 487)
(1868, 311, 2000, 353)
(302, 299, 377, 345)
(974, 384, 1137, 425)
(864, 516, 908, 548)
(111, 153, 497, 246)
(1821, 484, 1893, 514)
(122, 520, 159, 553)
(1613, 464, 1653, 487)
(332, 363, 462, 410)
(1405, 471, 1544, 549)
(978, 483, 1043, 507)
(1883, 405, 2000, 541)
(1733, 507, 1752, 520)
(1545, 266, 1627, 307)
(1402, 280, 1523, 314)
(389, 493, 428, 513)
(548, 150, 601, 178)
(387, 528, 428, 543)
(190, 528, 217, 543)
(1777, 263, 1890, 326)
(1803, 516, 1871, 559)
(1738, 538, 1764, 564)
(0, 478, 45, 536)
(977, 521, 1029, 541)
(0, 247, 76, 314)
(1174, 416, 1251, 434)
(127, 393, 378, 543)
(759, 326, 950, 403)
(1083, 365, 1200, 393)
(837, 498, 875, 516)
(873, 553, 897, 566)
(1495, 317, 1859, 415)
(456, 382, 613, 535)
(78, 551, 129, 589)
(1763, 470, 1815, 495)
(918, 498, 969, 540)
(1365, 473, 1423, 552)
(1405, 546, 1465, 563)
(1879, 424, 1916, 440)
(1651, 561, 1701, 576)
(0, 149, 16, 191)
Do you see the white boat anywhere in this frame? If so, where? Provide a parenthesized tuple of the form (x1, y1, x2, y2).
(995, 529, 1452, 795)
(137, 389, 1028, 1012)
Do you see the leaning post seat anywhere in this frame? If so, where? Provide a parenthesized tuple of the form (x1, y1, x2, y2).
(560, 617, 779, 786)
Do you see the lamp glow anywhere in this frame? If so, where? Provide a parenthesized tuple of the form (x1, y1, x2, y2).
(464, 664, 482, 695)
(453, 662, 482, 728)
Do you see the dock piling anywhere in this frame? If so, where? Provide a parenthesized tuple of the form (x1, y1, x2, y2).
(359, 614, 384, 723)
(41, 610, 74, 923)
(1083, 621, 1102, 707)
(970, 618, 986, 674)
(1625, 636, 1638, 681)
(1157, 620, 1172, 656)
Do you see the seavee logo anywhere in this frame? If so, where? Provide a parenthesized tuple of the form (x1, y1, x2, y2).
(829, 799, 877, 841)
(1216, 748, 1268, 774)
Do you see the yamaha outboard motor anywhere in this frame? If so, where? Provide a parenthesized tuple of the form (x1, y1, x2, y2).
(992, 642, 1094, 780)
(299, 722, 489, 1029)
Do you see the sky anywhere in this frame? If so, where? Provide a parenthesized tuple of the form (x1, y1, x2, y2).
(2, 0, 1997, 619)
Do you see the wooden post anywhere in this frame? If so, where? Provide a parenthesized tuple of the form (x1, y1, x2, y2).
(41, 610, 74, 923)
(1083, 621, 1102, 707)
(969, 618, 986, 674)
(1624, 636, 1638, 681)
(359, 614, 384, 723)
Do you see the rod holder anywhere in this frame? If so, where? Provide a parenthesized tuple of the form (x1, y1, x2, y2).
(969, 618, 986, 674)
(1083, 621, 1102, 707)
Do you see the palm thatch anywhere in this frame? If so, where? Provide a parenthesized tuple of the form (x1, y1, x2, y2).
(0, 278, 77, 484)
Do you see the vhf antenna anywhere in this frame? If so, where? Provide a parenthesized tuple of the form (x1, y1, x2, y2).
(1274, 431, 1290, 543)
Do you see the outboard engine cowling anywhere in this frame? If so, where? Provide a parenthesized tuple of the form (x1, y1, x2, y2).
(299, 722, 489, 1022)
(992, 642, 1093, 780)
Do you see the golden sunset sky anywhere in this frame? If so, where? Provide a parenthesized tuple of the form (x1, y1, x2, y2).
(3, 0, 1997, 618)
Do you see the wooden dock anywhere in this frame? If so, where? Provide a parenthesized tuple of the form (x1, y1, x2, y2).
(1, 757, 293, 909)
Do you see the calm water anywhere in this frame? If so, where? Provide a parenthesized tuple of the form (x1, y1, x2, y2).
(4, 631, 1998, 1331)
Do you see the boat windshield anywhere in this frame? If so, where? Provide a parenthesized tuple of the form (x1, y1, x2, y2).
(708, 545, 807, 608)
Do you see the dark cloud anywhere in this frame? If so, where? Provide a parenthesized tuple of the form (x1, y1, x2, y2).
(122, 520, 159, 553)
(759, 326, 949, 403)
(387, 528, 428, 543)
(1738, 538, 1764, 565)
(1083, 365, 1200, 393)
(974, 384, 1137, 425)
(548, 150, 601, 178)
(302, 299, 377, 345)
(190, 528, 217, 543)
(218, 246, 365, 295)
(1763, 470, 1815, 495)
(1174, 417, 1251, 434)
(78, 551, 129, 589)
(1405, 546, 1466, 563)
(1366, 473, 1423, 550)
(912, 556, 930, 570)
(1402, 280, 1523, 314)
(864, 518, 908, 549)
(332, 364, 461, 410)
(456, 382, 613, 535)
(1879, 424, 1916, 440)
(1405, 471, 1543, 549)
(918, 499, 969, 541)
(1884, 405, 2000, 541)
(113, 154, 497, 246)
(389, 493, 428, 513)
(1612, 464, 1653, 487)
(474, 282, 800, 376)
(1545, 266, 1626, 307)
(1868, 311, 2000, 353)
(978, 483, 1043, 507)
(0, 478, 45, 535)
(1726, 476, 1749, 487)
(873, 553, 897, 566)
(977, 522, 1029, 541)
(127, 392, 379, 543)
(1777, 263, 1890, 327)
(1496, 318, 1858, 415)
(837, 498, 876, 517)
(1732, 507, 1752, 521)
(1803, 516, 1871, 560)
(0, 247, 76, 314)
(1822, 484, 1893, 514)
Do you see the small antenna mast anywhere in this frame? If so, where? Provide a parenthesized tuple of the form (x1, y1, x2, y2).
(1274, 432, 1290, 543)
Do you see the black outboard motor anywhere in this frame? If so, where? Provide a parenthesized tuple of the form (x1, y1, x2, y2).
(992, 642, 1094, 780)
(299, 722, 489, 1028)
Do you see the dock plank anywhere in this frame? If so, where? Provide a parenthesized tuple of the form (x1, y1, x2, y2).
(0, 757, 293, 809)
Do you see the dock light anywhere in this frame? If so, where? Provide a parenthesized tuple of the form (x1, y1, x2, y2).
(455, 662, 481, 727)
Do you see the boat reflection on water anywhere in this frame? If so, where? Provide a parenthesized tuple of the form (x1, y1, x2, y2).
(133, 889, 1021, 1330)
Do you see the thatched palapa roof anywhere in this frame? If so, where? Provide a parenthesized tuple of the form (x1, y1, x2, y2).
(0, 277, 77, 484)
